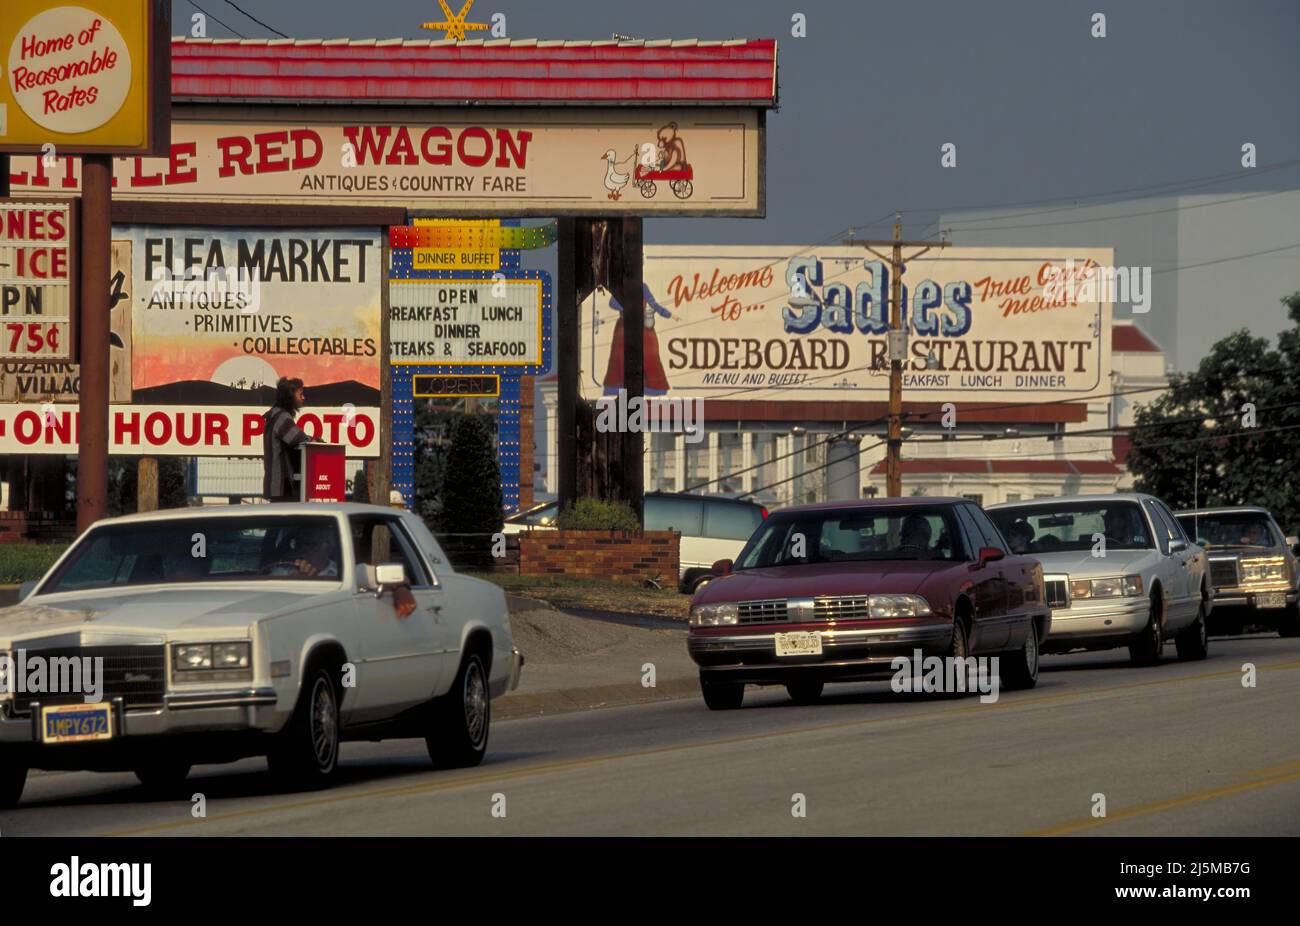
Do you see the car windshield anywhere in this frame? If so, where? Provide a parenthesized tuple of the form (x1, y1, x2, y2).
(989, 501, 1154, 554)
(38, 516, 344, 594)
(1176, 513, 1278, 549)
(734, 505, 967, 569)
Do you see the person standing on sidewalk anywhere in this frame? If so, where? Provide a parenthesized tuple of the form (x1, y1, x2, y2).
(263, 376, 319, 501)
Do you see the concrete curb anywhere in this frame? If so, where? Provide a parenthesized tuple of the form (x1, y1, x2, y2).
(505, 593, 555, 614)
(496, 675, 699, 721)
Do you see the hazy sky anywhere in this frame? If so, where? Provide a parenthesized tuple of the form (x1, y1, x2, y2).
(173, 0, 1300, 361)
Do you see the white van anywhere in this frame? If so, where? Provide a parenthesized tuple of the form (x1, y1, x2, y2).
(502, 492, 768, 593)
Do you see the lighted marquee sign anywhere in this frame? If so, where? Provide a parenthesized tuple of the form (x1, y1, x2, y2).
(0, 199, 77, 362)
(389, 278, 543, 367)
(0, 0, 170, 156)
(412, 373, 500, 398)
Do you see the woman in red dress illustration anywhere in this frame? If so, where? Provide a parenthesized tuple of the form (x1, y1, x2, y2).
(600, 282, 675, 396)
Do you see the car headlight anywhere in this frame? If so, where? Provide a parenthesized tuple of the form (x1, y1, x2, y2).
(1070, 575, 1144, 599)
(1240, 557, 1287, 584)
(173, 642, 252, 677)
(689, 603, 739, 626)
(868, 594, 932, 618)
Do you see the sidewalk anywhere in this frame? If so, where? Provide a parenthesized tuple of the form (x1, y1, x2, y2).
(498, 596, 699, 720)
(0, 587, 701, 719)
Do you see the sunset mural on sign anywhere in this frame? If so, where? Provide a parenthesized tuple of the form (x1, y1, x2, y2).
(124, 226, 382, 409)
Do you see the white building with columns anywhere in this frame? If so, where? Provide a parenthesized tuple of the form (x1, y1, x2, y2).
(534, 321, 1167, 509)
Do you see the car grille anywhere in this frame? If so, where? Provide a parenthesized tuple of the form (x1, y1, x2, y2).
(736, 596, 877, 625)
(738, 599, 789, 624)
(1209, 558, 1240, 589)
(814, 596, 872, 621)
(10, 645, 167, 714)
(1044, 577, 1070, 609)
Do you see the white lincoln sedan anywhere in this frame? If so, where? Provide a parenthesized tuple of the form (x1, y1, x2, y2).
(0, 503, 522, 808)
(987, 493, 1211, 666)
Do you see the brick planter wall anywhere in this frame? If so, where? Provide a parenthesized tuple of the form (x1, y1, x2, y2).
(0, 512, 76, 544)
(517, 529, 679, 585)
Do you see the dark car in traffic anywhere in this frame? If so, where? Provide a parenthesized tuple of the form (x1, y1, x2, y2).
(1175, 506, 1300, 637)
(686, 498, 1051, 709)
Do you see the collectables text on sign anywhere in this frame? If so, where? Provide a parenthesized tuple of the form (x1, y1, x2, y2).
(0, 200, 74, 361)
(389, 279, 542, 365)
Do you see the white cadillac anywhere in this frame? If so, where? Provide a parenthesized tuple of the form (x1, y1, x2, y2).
(0, 503, 523, 808)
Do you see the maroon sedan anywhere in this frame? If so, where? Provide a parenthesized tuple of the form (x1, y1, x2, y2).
(687, 498, 1051, 709)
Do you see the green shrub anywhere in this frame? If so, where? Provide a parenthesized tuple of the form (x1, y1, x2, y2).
(556, 498, 640, 531)
(0, 543, 69, 584)
(437, 413, 504, 569)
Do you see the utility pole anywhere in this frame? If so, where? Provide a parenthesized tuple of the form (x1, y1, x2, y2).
(844, 214, 946, 497)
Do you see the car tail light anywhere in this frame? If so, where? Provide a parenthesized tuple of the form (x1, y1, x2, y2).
(760, 507, 769, 519)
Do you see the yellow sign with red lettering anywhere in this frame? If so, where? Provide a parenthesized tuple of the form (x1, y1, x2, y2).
(0, 0, 169, 155)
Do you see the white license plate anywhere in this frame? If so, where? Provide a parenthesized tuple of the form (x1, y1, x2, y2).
(41, 702, 114, 744)
(775, 631, 823, 657)
(1256, 592, 1287, 609)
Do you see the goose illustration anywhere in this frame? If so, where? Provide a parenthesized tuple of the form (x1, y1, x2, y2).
(600, 149, 632, 200)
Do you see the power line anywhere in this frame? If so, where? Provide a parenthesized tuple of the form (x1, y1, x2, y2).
(663, 383, 1300, 499)
(898, 157, 1300, 222)
(587, 189, 1295, 361)
(222, 0, 289, 38)
(739, 420, 1300, 509)
(948, 188, 1287, 235)
(1150, 241, 1300, 276)
(184, 0, 246, 38)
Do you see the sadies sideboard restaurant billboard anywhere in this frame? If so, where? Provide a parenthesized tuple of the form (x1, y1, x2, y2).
(0, 226, 382, 457)
(581, 245, 1113, 405)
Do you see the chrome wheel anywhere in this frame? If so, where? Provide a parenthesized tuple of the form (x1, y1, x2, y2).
(463, 660, 488, 749)
(1024, 624, 1039, 676)
(310, 676, 338, 768)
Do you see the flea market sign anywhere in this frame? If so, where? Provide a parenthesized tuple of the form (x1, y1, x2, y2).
(6, 109, 763, 215)
(0, 0, 170, 155)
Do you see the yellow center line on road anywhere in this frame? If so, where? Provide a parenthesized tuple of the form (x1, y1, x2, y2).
(1024, 762, 1300, 836)
(102, 657, 1300, 836)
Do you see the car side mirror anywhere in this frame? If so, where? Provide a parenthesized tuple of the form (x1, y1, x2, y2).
(17, 580, 37, 601)
(974, 546, 1004, 569)
(1170, 540, 1188, 554)
(711, 558, 733, 575)
(359, 562, 408, 597)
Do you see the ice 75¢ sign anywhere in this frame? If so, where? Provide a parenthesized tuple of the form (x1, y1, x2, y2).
(0, 199, 77, 362)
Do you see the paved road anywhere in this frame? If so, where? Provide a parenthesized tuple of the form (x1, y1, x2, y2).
(3, 634, 1299, 836)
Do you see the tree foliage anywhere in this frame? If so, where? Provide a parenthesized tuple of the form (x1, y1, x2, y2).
(413, 405, 502, 568)
(1127, 292, 1300, 533)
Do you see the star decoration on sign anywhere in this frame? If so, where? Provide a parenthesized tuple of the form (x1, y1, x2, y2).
(422, 0, 489, 41)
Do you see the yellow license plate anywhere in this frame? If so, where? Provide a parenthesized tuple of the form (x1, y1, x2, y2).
(42, 702, 114, 744)
(775, 632, 823, 657)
